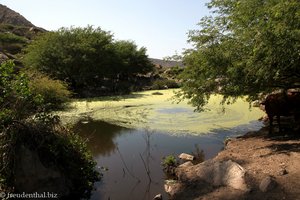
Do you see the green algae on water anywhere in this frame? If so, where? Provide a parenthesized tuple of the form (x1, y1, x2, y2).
(57, 89, 264, 135)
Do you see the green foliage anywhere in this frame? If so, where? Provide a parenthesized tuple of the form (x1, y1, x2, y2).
(162, 155, 177, 167)
(0, 32, 27, 53)
(0, 61, 43, 126)
(0, 24, 40, 41)
(113, 40, 154, 77)
(23, 26, 154, 93)
(3, 118, 99, 199)
(0, 61, 98, 198)
(163, 66, 184, 79)
(26, 69, 71, 110)
(0, 32, 27, 44)
(23, 26, 114, 88)
(151, 79, 180, 90)
(180, 0, 300, 110)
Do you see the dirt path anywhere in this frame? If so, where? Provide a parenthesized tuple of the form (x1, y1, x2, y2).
(169, 127, 300, 200)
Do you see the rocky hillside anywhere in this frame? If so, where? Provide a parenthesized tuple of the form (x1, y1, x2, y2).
(0, 4, 181, 73)
(150, 58, 184, 68)
(0, 4, 34, 27)
(0, 4, 46, 63)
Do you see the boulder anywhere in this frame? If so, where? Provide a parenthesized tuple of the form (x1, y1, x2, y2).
(164, 180, 182, 196)
(178, 161, 194, 168)
(14, 145, 71, 195)
(259, 176, 277, 192)
(176, 159, 249, 191)
(179, 153, 194, 161)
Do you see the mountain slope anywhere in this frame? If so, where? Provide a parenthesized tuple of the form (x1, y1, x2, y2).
(149, 58, 183, 68)
(0, 4, 46, 59)
(0, 4, 34, 27)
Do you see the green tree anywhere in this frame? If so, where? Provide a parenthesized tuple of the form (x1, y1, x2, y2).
(113, 40, 154, 80)
(23, 26, 154, 93)
(23, 26, 114, 89)
(180, 0, 300, 110)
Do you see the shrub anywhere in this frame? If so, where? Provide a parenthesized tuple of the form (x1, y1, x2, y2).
(151, 79, 180, 90)
(0, 61, 43, 125)
(2, 117, 99, 199)
(162, 155, 178, 176)
(162, 155, 177, 167)
(0, 61, 98, 199)
(26, 69, 71, 110)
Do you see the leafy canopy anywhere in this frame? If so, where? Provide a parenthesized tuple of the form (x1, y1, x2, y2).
(23, 26, 154, 91)
(180, 0, 300, 110)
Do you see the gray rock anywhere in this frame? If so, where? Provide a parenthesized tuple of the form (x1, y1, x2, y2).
(259, 176, 277, 192)
(153, 193, 162, 200)
(176, 159, 249, 191)
(164, 180, 181, 196)
(178, 161, 194, 168)
(179, 153, 195, 161)
(14, 145, 70, 195)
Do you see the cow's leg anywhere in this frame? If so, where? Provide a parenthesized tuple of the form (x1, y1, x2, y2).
(294, 113, 300, 131)
(277, 115, 282, 133)
(269, 115, 273, 135)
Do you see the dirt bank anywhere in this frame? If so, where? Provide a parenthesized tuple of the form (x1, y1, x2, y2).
(168, 127, 300, 200)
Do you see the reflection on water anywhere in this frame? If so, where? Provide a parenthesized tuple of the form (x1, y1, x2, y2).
(73, 119, 263, 200)
(73, 119, 130, 156)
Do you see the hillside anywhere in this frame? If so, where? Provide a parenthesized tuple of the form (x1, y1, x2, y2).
(150, 58, 184, 68)
(0, 4, 46, 62)
(0, 4, 34, 27)
(0, 4, 181, 75)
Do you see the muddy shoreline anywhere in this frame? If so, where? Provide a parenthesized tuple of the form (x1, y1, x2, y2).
(167, 127, 300, 200)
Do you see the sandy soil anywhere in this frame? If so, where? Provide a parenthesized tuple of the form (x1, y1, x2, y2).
(171, 127, 300, 200)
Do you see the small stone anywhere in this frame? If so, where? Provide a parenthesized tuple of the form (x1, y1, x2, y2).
(279, 163, 285, 166)
(178, 153, 194, 161)
(153, 193, 162, 200)
(259, 176, 277, 192)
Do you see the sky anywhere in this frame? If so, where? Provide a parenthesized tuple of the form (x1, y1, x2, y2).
(1, 0, 211, 59)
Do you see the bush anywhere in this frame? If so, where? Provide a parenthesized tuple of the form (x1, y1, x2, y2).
(0, 61, 43, 125)
(26, 69, 71, 110)
(162, 155, 177, 167)
(0, 61, 98, 198)
(1, 117, 99, 199)
(162, 155, 178, 176)
(151, 79, 180, 90)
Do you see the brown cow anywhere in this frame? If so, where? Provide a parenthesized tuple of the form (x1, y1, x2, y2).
(261, 91, 300, 134)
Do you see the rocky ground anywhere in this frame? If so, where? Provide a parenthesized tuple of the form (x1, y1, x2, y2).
(166, 127, 300, 200)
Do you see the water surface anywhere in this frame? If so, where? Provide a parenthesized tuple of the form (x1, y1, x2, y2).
(62, 89, 264, 199)
(60, 89, 263, 135)
(73, 119, 263, 200)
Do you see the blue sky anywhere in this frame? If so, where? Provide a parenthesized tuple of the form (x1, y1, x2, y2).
(1, 0, 211, 59)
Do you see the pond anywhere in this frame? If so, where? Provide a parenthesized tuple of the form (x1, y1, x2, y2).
(59, 89, 264, 200)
